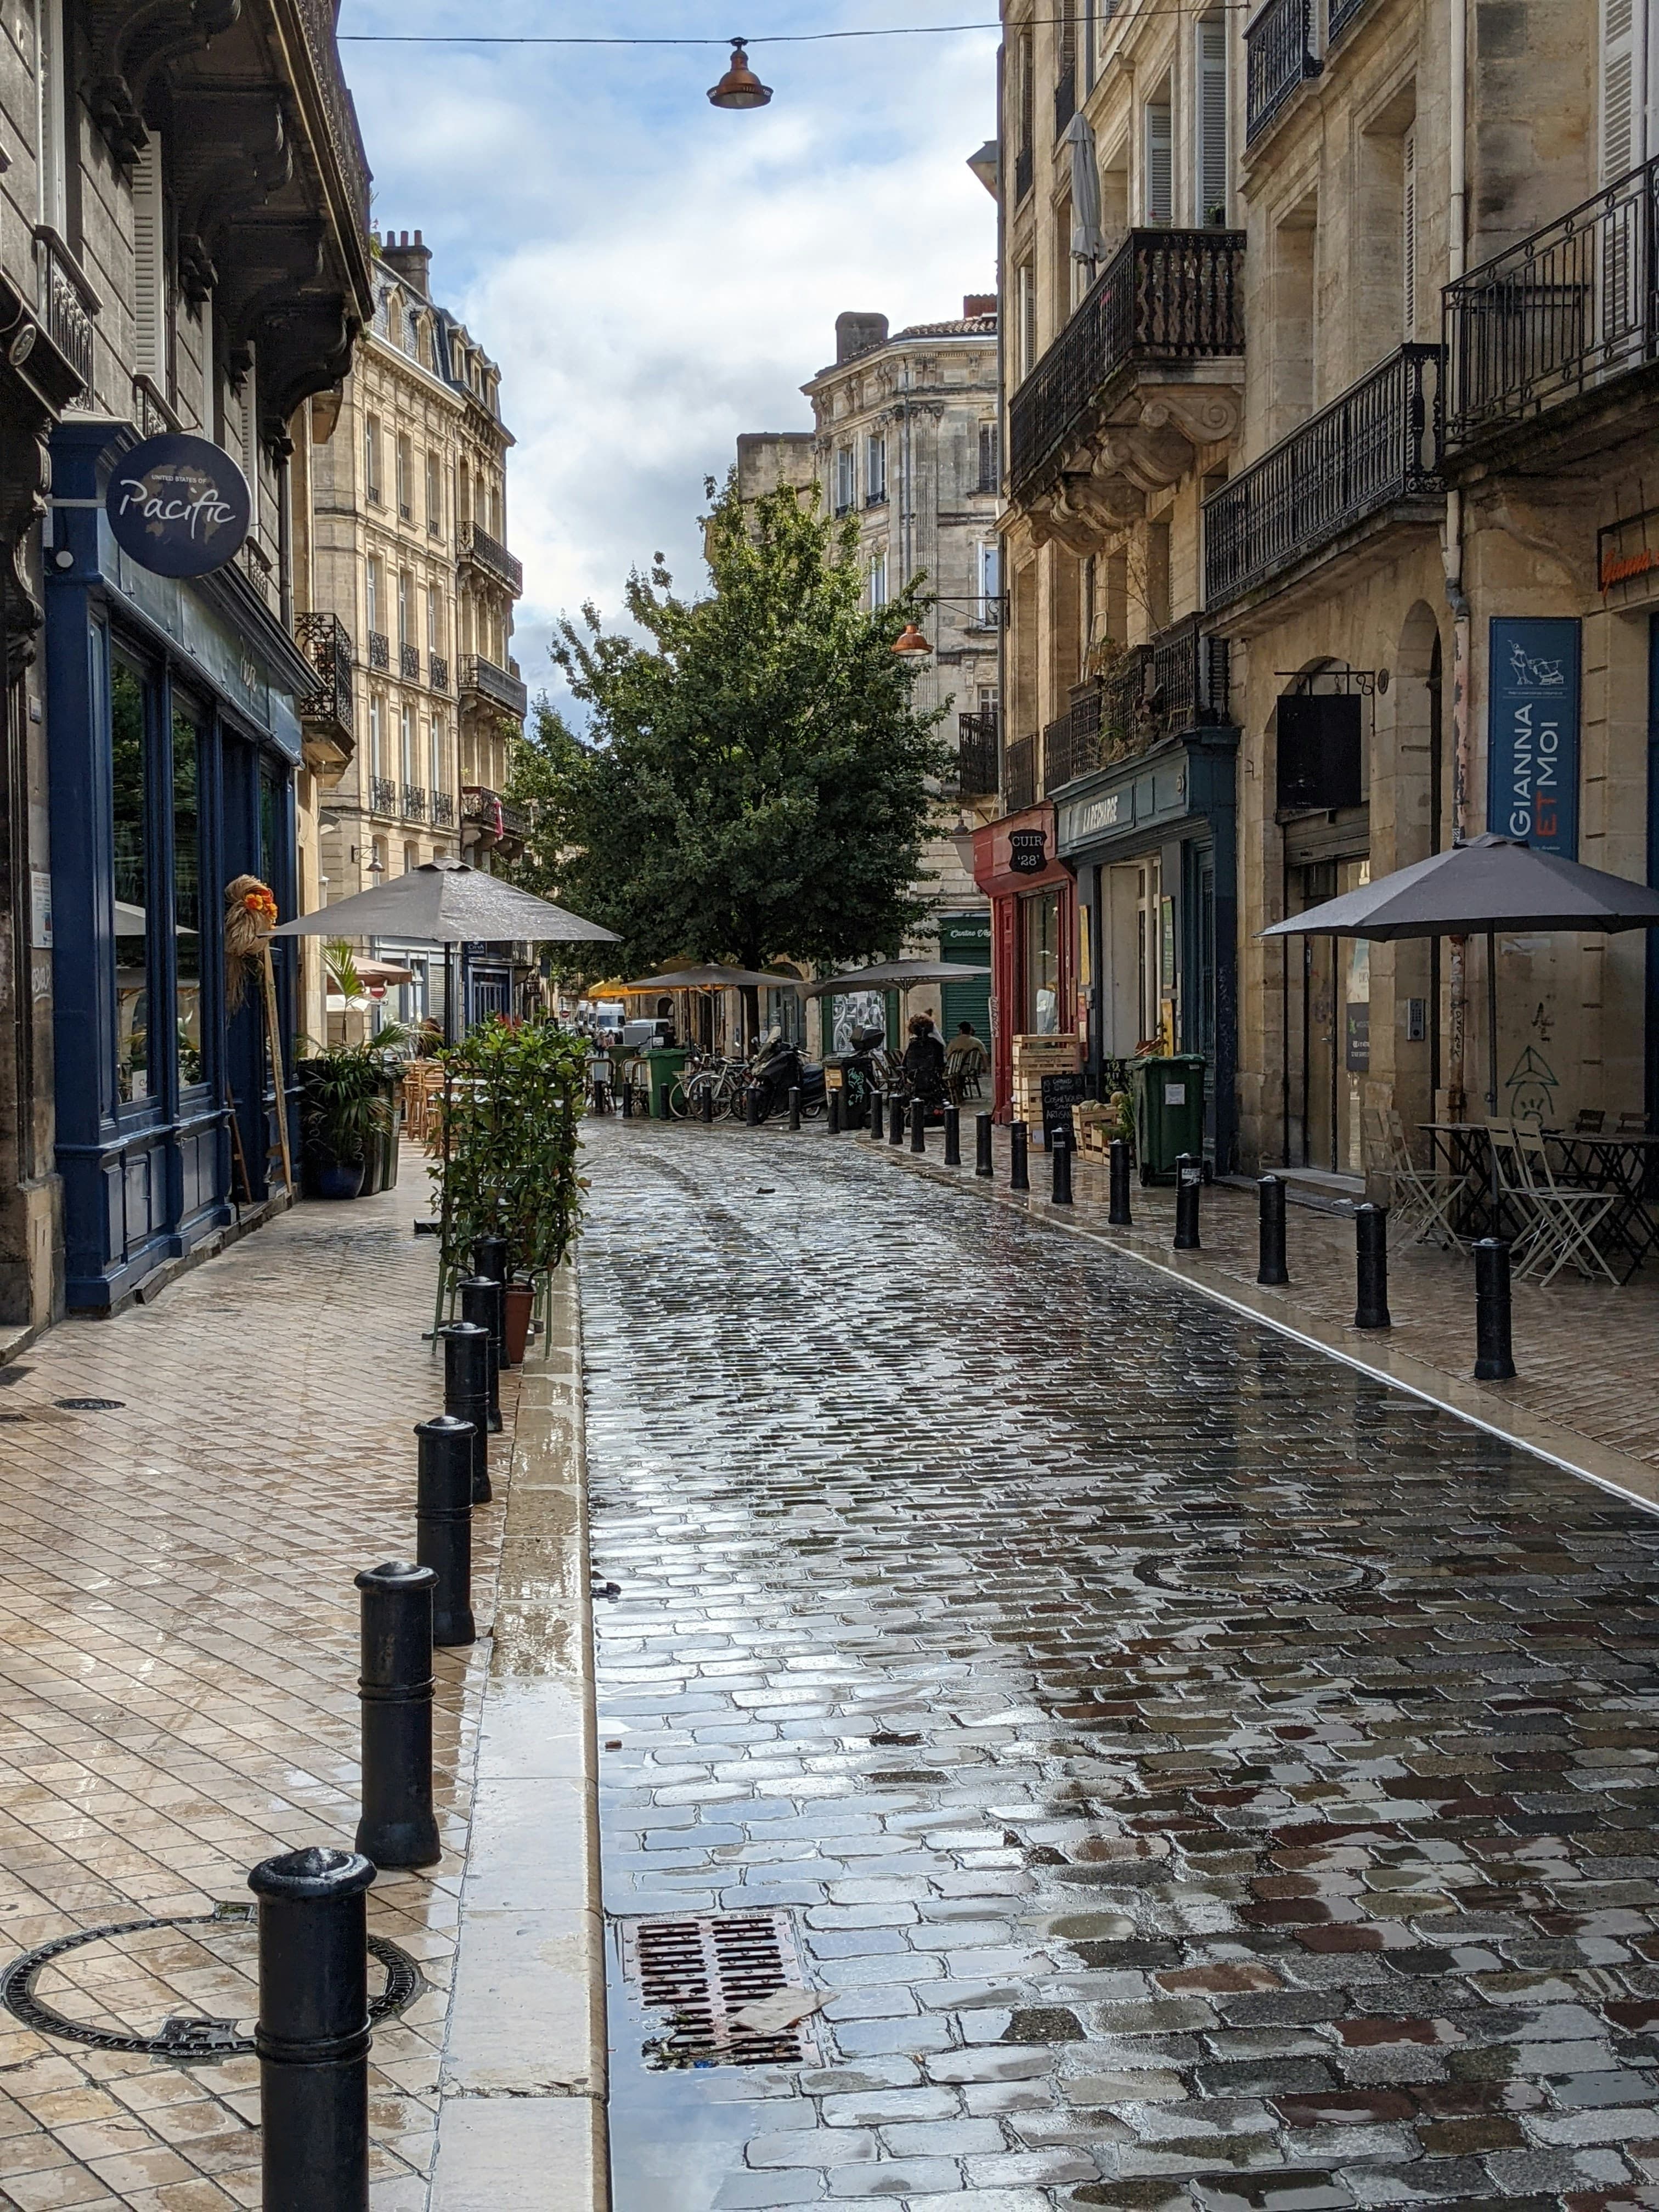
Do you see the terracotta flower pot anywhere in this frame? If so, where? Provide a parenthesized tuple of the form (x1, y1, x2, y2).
(503, 1281, 534, 1367)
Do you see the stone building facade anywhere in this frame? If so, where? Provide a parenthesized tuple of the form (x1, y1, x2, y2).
(294, 227, 527, 1040)
(737, 302, 1003, 1055)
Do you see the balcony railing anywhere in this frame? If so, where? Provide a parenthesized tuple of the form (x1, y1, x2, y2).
(462, 787, 529, 843)
(1044, 698, 1099, 792)
(37, 228, 96, 403)
(459, 654, 530, 719)
(402, 783, 427, 822)
(368, 631, 390, 670)
(295, 611, 354, 737)
(458, 521, 524, 596)
(1444, 153, 1659, 450)
(1004, 734, 1037, 814)
(1148, 616, 1232, 732)
(430, 652, 450, 693)
(1009, 229, 1246, 500)
(1327, 0, 1375, 43)
(293, 0, 373, 237)
(1246, 0, 1321, 145)
(1204, 342, 1443, 612)
(957, 710, 999, 798)
(1014, 144, 1034, 204)
(370, 776, 397, 816)
(1054, 65, 1076, 139)
(431, 791, 455, 828)
(399, 642, 421, 681)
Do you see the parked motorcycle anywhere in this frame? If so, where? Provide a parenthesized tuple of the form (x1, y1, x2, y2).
(824, 1022, 885, 1130)
(748, 1028, 826, 1121)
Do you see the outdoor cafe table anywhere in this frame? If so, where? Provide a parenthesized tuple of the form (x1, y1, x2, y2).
(1544, 1130, 1659, 1281)
(1420, 1122, 1516, 1242)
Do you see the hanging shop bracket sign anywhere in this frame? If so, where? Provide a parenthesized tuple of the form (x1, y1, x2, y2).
(105, 433, 251, 578)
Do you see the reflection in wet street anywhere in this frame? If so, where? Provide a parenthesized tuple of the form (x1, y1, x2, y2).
(581, 1122, 1659, 2212)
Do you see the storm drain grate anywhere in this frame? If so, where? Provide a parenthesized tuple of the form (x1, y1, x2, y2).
(622, 1910, 818, 2069)
(55, 1399, 125, 1412)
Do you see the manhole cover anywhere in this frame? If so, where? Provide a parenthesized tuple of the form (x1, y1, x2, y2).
(1135, 1548, 1377, 1602)
(54, 1399, 125, 1412)
(622, 1911, 819, 2069)
(0, 1904, 420, 2062)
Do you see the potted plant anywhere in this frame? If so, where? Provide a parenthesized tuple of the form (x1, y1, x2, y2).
(298, 1042, 395, 1199)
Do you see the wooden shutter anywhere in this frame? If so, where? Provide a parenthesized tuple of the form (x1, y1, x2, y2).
(979, 421, 1000, 492)
(1602, 0, 1639, 181)
(1198, 21, 1229, 225)
(131, 137, 166, 384)
(1146, 99, 1173, 225)
(1402, 128, 1417, 337)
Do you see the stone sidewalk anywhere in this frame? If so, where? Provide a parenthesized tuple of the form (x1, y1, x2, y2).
(847, 1119, 1659, 1510)
(0, 1190, 600, 2211)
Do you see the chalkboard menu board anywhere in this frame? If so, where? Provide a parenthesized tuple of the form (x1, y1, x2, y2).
(1040, 1071, 1088, 1148)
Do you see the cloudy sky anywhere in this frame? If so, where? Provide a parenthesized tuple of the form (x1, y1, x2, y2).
(337, 2, 1001, 714)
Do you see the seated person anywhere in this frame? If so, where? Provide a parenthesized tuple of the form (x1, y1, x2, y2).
(902, 1013, 947, 1104)
(945, 1020, 990, 1094)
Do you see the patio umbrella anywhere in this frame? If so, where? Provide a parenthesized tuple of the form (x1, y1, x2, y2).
(1260, 834, 1659, 1110)
(621, 963, 798, 992)
(803, 958, 991, 997)
(1065, 112, 1108, 266)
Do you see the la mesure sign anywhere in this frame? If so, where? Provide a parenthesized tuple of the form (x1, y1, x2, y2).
(1487, 617, 1580, 860)
(106, 433, 251, 579)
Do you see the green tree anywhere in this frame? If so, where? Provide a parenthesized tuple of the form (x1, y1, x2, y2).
(540, 472, 950, 980)
(505, 701, 588, 907)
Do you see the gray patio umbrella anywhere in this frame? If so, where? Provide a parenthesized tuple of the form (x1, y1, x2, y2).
(803, 958, 991, 998)
(1260, 834, 1659, 1110)
(622, 963, 798, 992)
(1065, 111, 1107, 266)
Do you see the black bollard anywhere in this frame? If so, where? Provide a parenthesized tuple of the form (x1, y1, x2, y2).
(1174, 1153, 1202, 1250)
(620, 1081, 633, 1119)
(889, 1093, 905, 1146)
(353, 1560, 440, 1870)
(458, 1277, 503, 1435)
(745, 1084, 761, 1128)
(910, 1099, 926, 1154)
(788, 1086, 801, 1132)
(471, 1239, 510, 1373)
(1354, 1203, 1391, 1329)
(1010, 1121, 1030, 1192)
(1052, 1129, 1073, 1205)
(1257, 1174, 1289, 1285)
(700, 1081, 714, 1125)
(868, 1088, 883, 1141)
(1473, 1237, 1516, 1380)
(975, 1112, 993, 1178)
(1109, 1137, 1133, 1226)
(416, 1415, 476, 1646)
(827, 1087, 842, 1135)
(441, 1321, 491, 1504)
(249, 1845, 375, 2212)
(944, 1104, 961, 1167)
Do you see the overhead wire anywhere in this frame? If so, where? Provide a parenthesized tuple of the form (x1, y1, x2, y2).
(339, 13, 1247, 43)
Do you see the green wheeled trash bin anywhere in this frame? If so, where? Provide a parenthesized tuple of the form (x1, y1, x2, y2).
(1133, 1054, 1206, 1184)
(645, 1045, 691, 1119)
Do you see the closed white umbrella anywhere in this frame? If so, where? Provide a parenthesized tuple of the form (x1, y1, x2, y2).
(1066, 112, 1108, 268)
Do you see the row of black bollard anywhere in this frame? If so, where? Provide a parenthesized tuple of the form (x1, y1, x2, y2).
(1009, 1121, 1029, 1192)
(1174, 1153, 1202, 1250)
(944, 1105, 961, 1167)
(788, 1086, 801, 1132)
(910, 1099, 926, 1154)
(1052, 1131, 1073, 1206)
(1109, 1137, 1132, 1226)
(889, 1093, 905, 1147)
(976, 1112, 993, 1177)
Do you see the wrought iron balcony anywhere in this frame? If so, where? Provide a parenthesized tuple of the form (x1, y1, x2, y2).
(295, 611, 354, 741)
(370, 776, 397, 816)
(429, 652, 450, 693)
(1003, 734, 1037, 815)
(1044, 699, 1099, 792)
(956, 710, 999, 798)
(459, 654, 529, 719)
(1245, 0, 1321, 146)
(462, 787, 529, 846)
(1327, 0, 1376, 44)
(431, 791, 456, 828)
(36, 228, 96, 404)
(402, 783, 427, 821)
(458, 521, 524, 596)
(1148, 616, 1232, 732)
(1009, 229, 1246, 501)
(293, 0, 373, 238)
(368, 631, 390, 670)
(399, 642, 421, 681)
(1204, 342, 1443, 612)
(1444, 153, 1659, 452)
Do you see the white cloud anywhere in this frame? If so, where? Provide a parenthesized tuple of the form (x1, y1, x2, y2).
(339, 2, 998, 712)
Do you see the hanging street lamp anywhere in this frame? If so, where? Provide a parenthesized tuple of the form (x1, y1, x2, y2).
(708, 37, 772, 110)
(891, 622, 932, 656)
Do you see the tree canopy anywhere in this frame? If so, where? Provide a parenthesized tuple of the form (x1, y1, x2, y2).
(509, 473, 950, 980)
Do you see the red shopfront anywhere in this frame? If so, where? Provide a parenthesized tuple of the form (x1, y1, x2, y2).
(972, 805, 1078, 1122)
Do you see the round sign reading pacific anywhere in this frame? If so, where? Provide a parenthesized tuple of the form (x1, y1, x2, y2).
(105, 432, 251, 579)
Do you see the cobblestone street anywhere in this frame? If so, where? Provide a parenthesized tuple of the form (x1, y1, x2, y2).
(584, 1121, 1659, 2212)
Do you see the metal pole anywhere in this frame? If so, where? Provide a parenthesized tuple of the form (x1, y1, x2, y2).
(910, 1099, 926, 1153)
(1354, 1203, 1391, 1329)
(1257, 1173, 1289, 1285)
(1486, 927, 1499, 1114)
(1009, 1121, 1029, 1192)
(458, 1277, 503, 1435)
(974, 1112, 993, 1178)
(441, 1321, 491, 1504)
(788, 1086, 801, 1132)
(944, 1104, 961, 1166)
(1473, 1237, 1516, 1378)
(249, 1846, 375, 2212)
(1051, 1128, 1073, 1205)
(353, 1561, 440, 1869)
(416, 1415, 476, 1646)
(1173, 1153, 1202, 1250)
(1109, 1137, 1132, 1226)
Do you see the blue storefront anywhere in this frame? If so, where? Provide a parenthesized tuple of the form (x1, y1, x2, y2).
(47, 420, 308, 1309)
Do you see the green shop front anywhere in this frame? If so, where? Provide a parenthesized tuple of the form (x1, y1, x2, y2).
(1057, 725, 1239, 1173)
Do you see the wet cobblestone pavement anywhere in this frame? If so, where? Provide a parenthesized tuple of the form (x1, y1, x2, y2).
(582, 1122, 1659, 2212)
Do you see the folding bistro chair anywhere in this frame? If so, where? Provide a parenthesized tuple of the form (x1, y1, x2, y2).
(1486, 1122, 1551, 1271)
(1514, 1126, 1620, 1286)
(1364, 1105, 1465, 1249)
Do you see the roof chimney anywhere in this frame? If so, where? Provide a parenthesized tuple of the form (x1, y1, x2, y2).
(381, 227, 432, 300)
(836, 311, 888, 365)
(962, 294, 997, 319)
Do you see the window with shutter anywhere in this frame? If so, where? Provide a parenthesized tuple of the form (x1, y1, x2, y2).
(1197, 22, 1229, 225)
(132, 138, 166, 386)
(978, 541, 1001, 624)
(867, 434, 887, 503)
(1601, 0, 1640, 180)
(1401, 128, 1417, 337)
(834, 447, 855, 512)
(1146, 99, 1173, 224)
(978, 421, 1001, 493)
